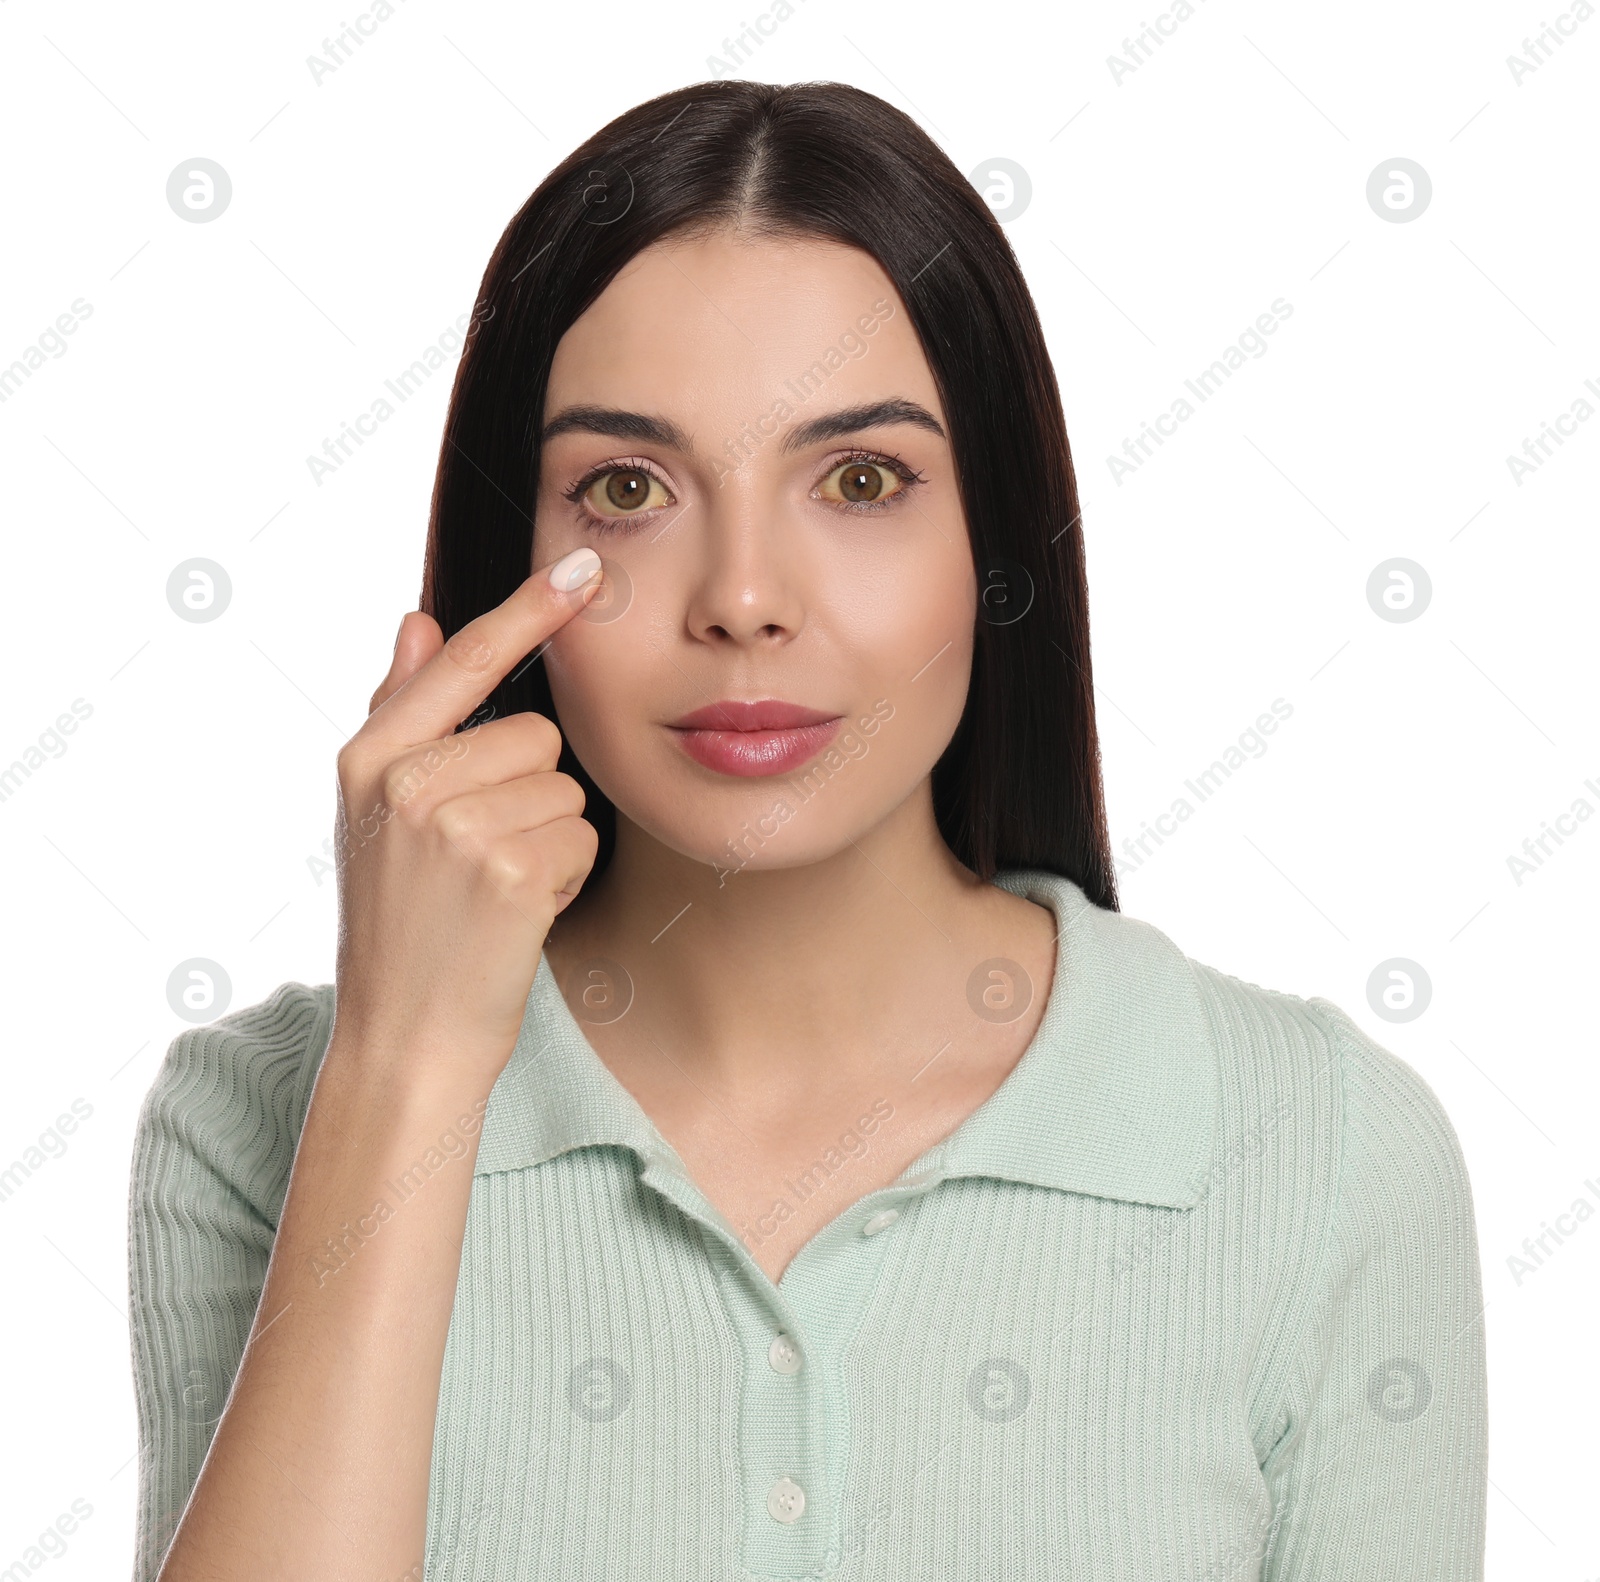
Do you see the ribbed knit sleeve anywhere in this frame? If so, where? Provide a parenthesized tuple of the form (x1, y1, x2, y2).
(1260, 996, 1488, 1580)
(125, 981, 335, 1582)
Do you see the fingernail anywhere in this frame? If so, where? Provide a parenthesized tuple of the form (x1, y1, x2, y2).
(393, 612, 409, 653)
(548, 547, 603, 592)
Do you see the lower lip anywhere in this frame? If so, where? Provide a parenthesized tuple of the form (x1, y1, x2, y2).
(668, 719, 843, 777)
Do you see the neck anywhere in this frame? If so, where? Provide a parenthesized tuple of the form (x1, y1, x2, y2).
(544, 784, 1008, 1097)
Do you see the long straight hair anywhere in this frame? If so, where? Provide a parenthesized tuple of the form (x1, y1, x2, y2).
(420, 79, 1118, 911)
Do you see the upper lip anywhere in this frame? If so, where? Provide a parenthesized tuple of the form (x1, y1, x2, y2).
(669, 699, 843, 731)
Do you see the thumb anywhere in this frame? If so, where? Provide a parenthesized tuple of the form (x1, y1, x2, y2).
(368, 609, 443, 716)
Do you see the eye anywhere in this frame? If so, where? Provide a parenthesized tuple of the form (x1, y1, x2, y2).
(564, 459, 676, 525)
(814, 450, 924, 512)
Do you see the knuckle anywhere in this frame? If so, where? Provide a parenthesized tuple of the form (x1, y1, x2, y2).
(381, 756, 433, 815)
(551, 812, 599, 861)
(524, 710, 564, 762)
(441, 626, 499, 678)
(336, 740, 366, 785)
(431, 798, 480, 847)
(482, 847, 528, 891)
(549, 772, 587, 817)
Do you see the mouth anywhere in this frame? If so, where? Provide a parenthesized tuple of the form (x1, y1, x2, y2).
(666, 699, 845, 778)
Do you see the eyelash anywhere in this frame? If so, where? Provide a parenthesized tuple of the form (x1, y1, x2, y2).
(559, 448, 928, 531)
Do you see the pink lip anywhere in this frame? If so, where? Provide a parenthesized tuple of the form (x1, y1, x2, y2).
(667, 698, 844, 777)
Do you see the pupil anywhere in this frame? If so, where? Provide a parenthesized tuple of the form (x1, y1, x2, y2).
(841, 464, 883, 502)
(605, 469, 648, 509)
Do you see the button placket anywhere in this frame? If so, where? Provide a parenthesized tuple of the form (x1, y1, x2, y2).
(744, 1180, 940, 1570)
(662, 1167, 945, 1576)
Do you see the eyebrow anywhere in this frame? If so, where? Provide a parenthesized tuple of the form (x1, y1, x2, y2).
(782, 398, 945, 452)
(538, 397, 946, 455)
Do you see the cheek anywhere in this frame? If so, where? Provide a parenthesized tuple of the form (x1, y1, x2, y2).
(908, 551, 978, 731)
(540, 607, 636, 730)
(829, 550, 976, 778)
(530, 499, 578, 572)
(853, 541, 976, 693)
(531, 488, 615, 574)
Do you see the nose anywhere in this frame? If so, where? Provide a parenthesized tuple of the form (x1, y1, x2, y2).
(681, 468, 808, 647)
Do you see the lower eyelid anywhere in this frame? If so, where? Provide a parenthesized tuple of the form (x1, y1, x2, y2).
(839, 492, 910, 512)
(580, 499, 674, 528)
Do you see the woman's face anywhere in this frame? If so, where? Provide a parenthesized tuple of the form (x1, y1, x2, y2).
(532, 227, 976, 874)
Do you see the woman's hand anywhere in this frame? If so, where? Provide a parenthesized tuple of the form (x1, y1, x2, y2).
(331, 548, 606, 1079)
(145, 552, 606, 1582)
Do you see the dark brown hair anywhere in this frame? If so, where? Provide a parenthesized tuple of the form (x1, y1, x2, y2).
(420, 78, 1118, 910)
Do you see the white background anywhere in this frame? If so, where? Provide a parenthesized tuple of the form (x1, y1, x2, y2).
(0, 0, 1594, 1576)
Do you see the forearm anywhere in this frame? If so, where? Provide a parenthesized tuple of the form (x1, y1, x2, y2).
(157, 1032, 495, 1582)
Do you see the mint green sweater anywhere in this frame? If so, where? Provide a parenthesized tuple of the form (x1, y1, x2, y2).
(126, 867, 1487, 1579)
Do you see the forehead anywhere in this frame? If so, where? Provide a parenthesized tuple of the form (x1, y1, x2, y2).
(545, 229, 941, 433)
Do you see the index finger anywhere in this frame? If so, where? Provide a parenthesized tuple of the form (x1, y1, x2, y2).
(368, 548, 603, 749)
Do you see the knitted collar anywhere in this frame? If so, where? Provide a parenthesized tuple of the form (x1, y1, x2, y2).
(473, 866, 1220, 1215)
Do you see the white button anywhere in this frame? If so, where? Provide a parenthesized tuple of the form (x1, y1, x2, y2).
(768, 1332, 803, 1375)
(767, 1476, 806, 1523)
(861, 1208, 900, 1236)
(899, 1170, 939, 1190)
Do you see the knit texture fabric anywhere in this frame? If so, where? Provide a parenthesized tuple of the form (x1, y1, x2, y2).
(126, 867, 1488, 1580)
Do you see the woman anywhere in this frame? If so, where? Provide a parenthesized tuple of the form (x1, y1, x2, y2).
(128, 78, 1488, 1581)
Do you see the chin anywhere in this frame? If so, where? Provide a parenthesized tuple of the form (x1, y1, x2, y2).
(596, 761, 869, 878)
